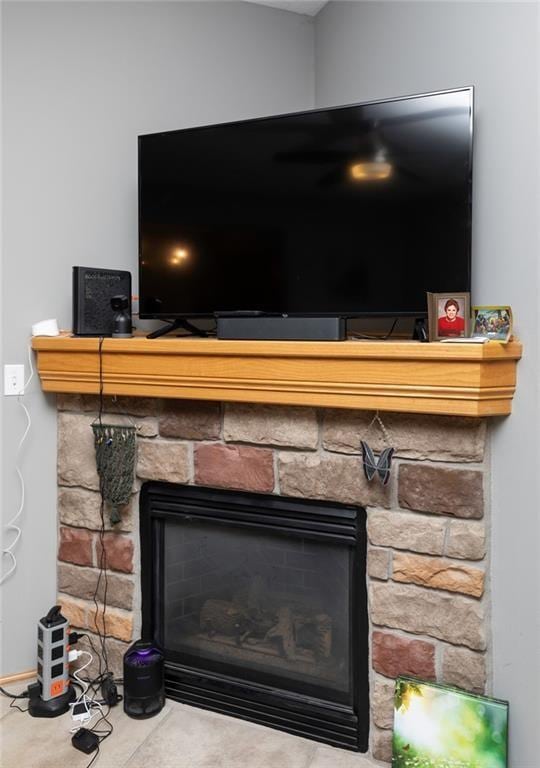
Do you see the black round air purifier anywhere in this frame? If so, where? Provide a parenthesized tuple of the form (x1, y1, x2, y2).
(123, 640, 165, 719)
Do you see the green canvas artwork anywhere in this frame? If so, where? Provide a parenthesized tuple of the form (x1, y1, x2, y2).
(392, 677, 508, 768)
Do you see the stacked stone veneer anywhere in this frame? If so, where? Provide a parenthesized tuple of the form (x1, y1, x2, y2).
(56, 394, 489, 763)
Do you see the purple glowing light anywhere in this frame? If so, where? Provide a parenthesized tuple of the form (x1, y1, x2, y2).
(126, 645, 162, 667)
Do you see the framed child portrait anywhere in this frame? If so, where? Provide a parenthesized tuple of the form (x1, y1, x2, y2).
(427, 292, 470, 341)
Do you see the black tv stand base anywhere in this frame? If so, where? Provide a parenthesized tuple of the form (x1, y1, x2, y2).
(216, 315, 346, 341)
(146, 319, 208, 339)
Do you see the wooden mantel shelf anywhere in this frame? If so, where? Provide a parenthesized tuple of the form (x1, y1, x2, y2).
(32, 334, 522, 417)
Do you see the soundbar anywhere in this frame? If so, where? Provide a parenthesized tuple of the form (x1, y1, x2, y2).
(216, 316, 346, 341)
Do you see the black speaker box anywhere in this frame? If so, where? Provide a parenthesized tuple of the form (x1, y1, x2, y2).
(72, 266, 131, 336)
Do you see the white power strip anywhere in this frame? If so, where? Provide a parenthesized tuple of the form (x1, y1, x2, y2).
(71, 701, 91, 723)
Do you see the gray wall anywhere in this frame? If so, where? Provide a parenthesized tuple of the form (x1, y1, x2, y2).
(3, 3, 538, 763)
(314, 3, 539, 764)
(1, 0, 314, 675)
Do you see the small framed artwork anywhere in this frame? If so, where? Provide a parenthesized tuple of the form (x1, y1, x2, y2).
(472, 306, 513, 343)
(427, 292, 470, 341)
(393, 676, 509, 768)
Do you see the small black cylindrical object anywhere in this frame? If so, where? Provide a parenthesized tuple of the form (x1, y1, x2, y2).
(111, 294, 132, 338)
(123, 640, 165, 719)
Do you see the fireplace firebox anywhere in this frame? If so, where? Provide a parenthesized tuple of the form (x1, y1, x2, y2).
(140, 482, 369, 751)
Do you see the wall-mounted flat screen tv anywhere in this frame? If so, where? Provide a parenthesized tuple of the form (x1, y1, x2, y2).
(138, 87, 473, 319)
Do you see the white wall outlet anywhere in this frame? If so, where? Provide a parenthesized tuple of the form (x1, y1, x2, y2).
(4, 364, 25, 396)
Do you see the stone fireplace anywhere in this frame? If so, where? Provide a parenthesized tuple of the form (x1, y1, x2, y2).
(56, 394, 488, 762)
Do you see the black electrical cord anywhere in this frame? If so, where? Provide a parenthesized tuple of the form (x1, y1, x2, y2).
(349, 317, 399, 340)
(98, 335, 105, 427)
(69, 338, 120, 768)
(69, 679, 86, 698)
(71, 631, 106, 670)
(92, 498, 110, 677)
(90, 336, 111, 679)
(83, 704, 114, 768)
(0, 685, 31, 715)
(85, 746, 100, 768)
(0, 686, 28, 700)
(9, 698, 29, 713)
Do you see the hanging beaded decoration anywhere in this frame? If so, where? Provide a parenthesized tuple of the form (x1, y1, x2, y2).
(92, 423, 136, 524)
(360, 412, 395, 486)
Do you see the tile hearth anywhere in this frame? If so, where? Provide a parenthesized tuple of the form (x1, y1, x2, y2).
(0, 682, 379, 768)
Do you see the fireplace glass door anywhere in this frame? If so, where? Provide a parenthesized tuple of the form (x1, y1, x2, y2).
(164, 520, 352, 704)
(141, 482, 368, 751)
